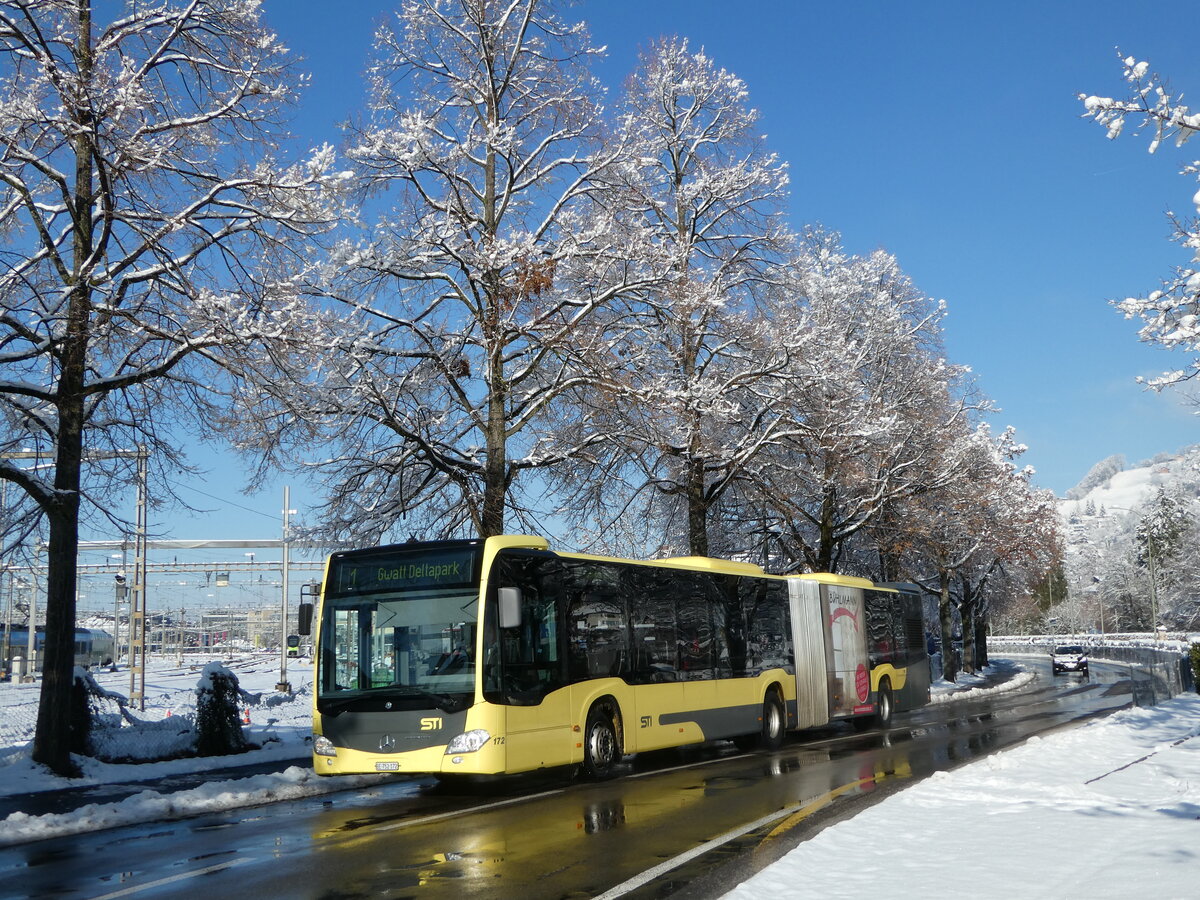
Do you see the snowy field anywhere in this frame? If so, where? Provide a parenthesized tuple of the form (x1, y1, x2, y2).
(0, 655, 1197, 900)
(0, 653, 387, 845)
(0, 653, 318, 786)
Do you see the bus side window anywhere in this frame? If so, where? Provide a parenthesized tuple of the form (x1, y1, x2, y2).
(565, 561, 629, 683)
(625, 566, 675, 684)
(865, 589, 898, 665)
(677, 571, 715, 680)
(743, 579, 790, 675)
(711, 574, 739, 678)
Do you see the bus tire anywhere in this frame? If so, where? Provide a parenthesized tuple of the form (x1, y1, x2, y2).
(876, 679, 894, 728)
(582, 703, 621, 780)
(761, 689, 786, 750)
(736, 689, 785, 752)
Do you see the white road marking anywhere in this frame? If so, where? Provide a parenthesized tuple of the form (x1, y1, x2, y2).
(87, 857, 253, 899)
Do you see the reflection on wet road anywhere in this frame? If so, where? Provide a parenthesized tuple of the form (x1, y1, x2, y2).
(0, 658, 1140, 899)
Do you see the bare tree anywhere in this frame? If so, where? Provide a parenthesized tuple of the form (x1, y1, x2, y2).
(563, 37, 792, 557)
(888, 426, 1059, 681)
(234, 0, 640, 543)
(755, 231, 978, 574)
(0, 0, 339, 775)
(956, 476, 1060, 672)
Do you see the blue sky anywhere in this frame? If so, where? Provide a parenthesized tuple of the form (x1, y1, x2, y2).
(151, 0, 1200, 541)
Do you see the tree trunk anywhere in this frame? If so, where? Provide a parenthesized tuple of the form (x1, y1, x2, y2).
(938, 568, 957, 683)
(34, 500, 83, 777)
(477, 74, 507, 540)
(815, 483, 837, 573)
(960, 579, 977, 675)
(481, 391, 507, 538)
(874, 504, 901, 583)
(32, 0, 93, 777)
(481, 267, 507, 538)
(687, 455, 709, 557)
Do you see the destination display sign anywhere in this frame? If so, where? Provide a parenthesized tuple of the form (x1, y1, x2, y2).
(330, 544, 479, 595)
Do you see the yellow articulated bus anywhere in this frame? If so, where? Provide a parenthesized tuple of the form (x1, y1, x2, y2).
(300, 535, 929, 779)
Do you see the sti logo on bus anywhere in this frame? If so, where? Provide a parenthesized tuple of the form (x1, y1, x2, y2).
(420, 717, 442, 731)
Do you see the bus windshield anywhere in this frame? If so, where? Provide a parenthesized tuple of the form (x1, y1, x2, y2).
(321, 589, 479, 694)
(317, 543, 482, 706)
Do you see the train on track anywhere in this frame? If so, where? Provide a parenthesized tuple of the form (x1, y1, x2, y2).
(0, 625, 115, 676)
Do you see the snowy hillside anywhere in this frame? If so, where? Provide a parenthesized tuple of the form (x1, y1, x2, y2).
(1061, 445, 1200, 521)
(1057, 445, 1200, 631)
(1060, 445, 1200, 550)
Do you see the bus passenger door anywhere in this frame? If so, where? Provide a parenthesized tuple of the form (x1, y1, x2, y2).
(497, 576, 573, 770)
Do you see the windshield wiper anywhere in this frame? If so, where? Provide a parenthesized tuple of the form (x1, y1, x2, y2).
(319, 695, 372, 715)
(393, 686, 470, 713)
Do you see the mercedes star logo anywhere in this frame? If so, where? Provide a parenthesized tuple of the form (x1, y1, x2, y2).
(379, 733, 396, 752)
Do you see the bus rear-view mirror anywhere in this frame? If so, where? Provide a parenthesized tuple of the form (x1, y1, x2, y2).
(297, 601, 315, 636)
(497, 587, 522, 629)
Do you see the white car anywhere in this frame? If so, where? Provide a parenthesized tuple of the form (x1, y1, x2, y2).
(1051, 644, 1089, 675)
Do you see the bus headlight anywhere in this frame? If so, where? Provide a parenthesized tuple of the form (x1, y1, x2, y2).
(445, 729, 490, 754)
(313, 734, 337, 757)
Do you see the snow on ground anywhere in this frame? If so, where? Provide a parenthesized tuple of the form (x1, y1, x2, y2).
(0, 653, 387, 846)
(0, 653, 318, 794)
(1, 654, 1198, 900)
(930, 668, 1036, 703)
(725, 687, 1200, 900)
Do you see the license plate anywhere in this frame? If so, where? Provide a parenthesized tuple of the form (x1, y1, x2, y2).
(375, 761, 400, 771)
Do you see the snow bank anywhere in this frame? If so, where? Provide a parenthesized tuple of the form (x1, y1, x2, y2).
(0, 766, 384, 847)
(725, 693, 1200, 899)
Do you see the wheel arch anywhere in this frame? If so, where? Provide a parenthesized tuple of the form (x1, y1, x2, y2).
(584, 693, 625, 755)
(763, 679, 789, 729)
(875, 674, 894, 726)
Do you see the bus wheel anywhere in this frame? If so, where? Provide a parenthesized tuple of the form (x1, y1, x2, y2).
(737, 690, 785, 751)
(583, 704, 620, 779)
(761, 690, 786, 751)
(876, 680, 894, 728)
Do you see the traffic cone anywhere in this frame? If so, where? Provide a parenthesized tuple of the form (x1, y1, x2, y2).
(166, 709, 172, 718)
(243, 707, 251, 725)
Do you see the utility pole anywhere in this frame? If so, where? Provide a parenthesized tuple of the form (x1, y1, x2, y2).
(2, 569, 12, 678)
(176, 605, 184, 666)
(113, 568, 127, 664)
(276, 486, 293, 693)
(128, 446, 149, 709)
(26, 547, 39, 680)
(1147, 538, 1160, 635)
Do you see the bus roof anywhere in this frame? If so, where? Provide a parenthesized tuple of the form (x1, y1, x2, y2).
(791, 572, 878, 590)
(374, 537, 904, 588)
(654, 555, 767, 576)
(490, 535, 771, 578)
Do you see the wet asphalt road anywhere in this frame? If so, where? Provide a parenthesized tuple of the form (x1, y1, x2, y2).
(0, 657, 1139, 900)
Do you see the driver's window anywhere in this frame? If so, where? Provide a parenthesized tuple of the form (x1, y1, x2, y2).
(491, 554, 566, 704)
